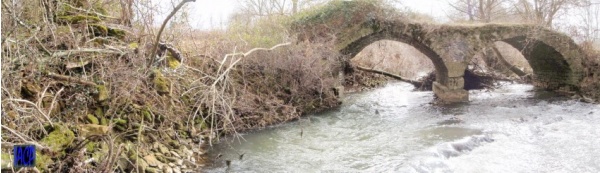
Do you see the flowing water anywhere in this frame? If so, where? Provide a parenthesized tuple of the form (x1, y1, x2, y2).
(204, 82, 600, 173)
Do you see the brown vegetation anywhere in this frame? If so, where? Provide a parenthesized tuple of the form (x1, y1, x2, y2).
(1, 0, 342, 172)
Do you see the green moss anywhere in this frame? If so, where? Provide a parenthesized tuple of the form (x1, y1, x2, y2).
(35, 151, 52, 171)
(92, 143, 108, 161)
(128, 42, 139, 49)
(85, 142, 97, 152)
(86, 114, 99, 124)
(94, 108, 104, 117)
(152, 70, 170, 95)
(96, 85, 109, 102)
(100, 117, 108, 125)
(40, 124, 75, 152)
(1, 152, 11, 169)
(88, 24, 127, 39)
(166, 54, 181, 69)
(113, 118, 127, 126)
(57, 15, 101, 24)
(107, 28, 126, 39)
(89, 23, 108, 36)
(141, 109, 153, 122)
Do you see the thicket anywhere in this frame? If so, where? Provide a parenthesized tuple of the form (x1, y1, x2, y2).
(1, 0, 343, 172)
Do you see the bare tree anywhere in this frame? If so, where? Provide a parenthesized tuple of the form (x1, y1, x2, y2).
(511, 0, 586, 27)
(449, 0, 510, 22)
(576, 1, 600, 44)
(237, 0, 324, 17)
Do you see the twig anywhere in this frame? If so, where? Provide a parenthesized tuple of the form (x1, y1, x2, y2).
(149, 0, 196, 65)
(52, 48, 125, 58)
(5, 99, 54, 126)
(1, 125, 49, 150)
(46, 72, 97, 86)
(212, 42, 291, 86)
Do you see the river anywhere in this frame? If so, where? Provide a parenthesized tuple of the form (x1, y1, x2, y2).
(204, 82, 600, 172)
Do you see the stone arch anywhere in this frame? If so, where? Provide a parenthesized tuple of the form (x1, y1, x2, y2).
(476, 26, 585, 90)
(338, 30, 449, 85)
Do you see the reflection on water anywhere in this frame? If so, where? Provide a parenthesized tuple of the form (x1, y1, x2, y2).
(204, 82, 600, 172)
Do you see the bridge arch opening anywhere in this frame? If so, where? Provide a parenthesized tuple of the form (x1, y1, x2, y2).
(340, 31, 449, 87)
(351, 40, 435, 80)
(473, 41, 533, 78)
(500, 36, 576, 90)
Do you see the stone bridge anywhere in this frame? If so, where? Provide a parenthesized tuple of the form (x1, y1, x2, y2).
(293, 1, 586, 103)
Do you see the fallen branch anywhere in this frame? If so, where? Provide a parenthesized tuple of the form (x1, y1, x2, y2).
(491, 46, 529, 77)
(46, 72, 97, 86)
(149, 0, 196, 65)
(52, 48, 124, 58)
(60, 2, 118, 19)
(355, 65, 423, 87)
(212, 42, 291, 86)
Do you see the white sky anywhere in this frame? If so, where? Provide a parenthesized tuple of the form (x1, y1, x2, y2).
(188, 0, 238, 29)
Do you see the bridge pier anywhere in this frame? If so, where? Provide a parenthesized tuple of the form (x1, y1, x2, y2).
(433, 62, 469, 103)
(432, 79, 468, 103)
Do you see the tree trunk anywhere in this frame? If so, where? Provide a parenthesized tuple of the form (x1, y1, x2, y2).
(491, 46, 528, 77)
(355, 66, 423, 87)
(292, 0, 298, 14)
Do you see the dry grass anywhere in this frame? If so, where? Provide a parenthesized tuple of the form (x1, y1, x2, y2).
(1, 0, 342, 172)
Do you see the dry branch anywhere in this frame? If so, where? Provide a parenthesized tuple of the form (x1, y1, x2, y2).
(212, 42, 291, 86)
(52, 48, 124, 58)
(355, 65, 422, 87)
(46, 72, 97, 86)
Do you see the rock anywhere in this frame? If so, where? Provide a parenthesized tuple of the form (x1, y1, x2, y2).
(1, 152, 12, 169)
(85, 114, 99, 124)
(143, 154, 162, 168)
(152, 70, 170, 95)
(173, 167, 181, 173)
(21, 81, 41, 99)
(117, 157, 130, 171)
(158, 144, 170, 155)
(176, 159, 183, 166)
(57, 15, 101, 24)
(163, 166, 174, 173)
(145, 167, 159, 173)
(137, 158, 149, 171)
(100, 117, 108, 125)
(170, 151, 181, 158)
(96, 85, 109, 102)
(41, 124, 75, 152)
(155, 153, 168, 163)
(79, 124, 109, 137)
